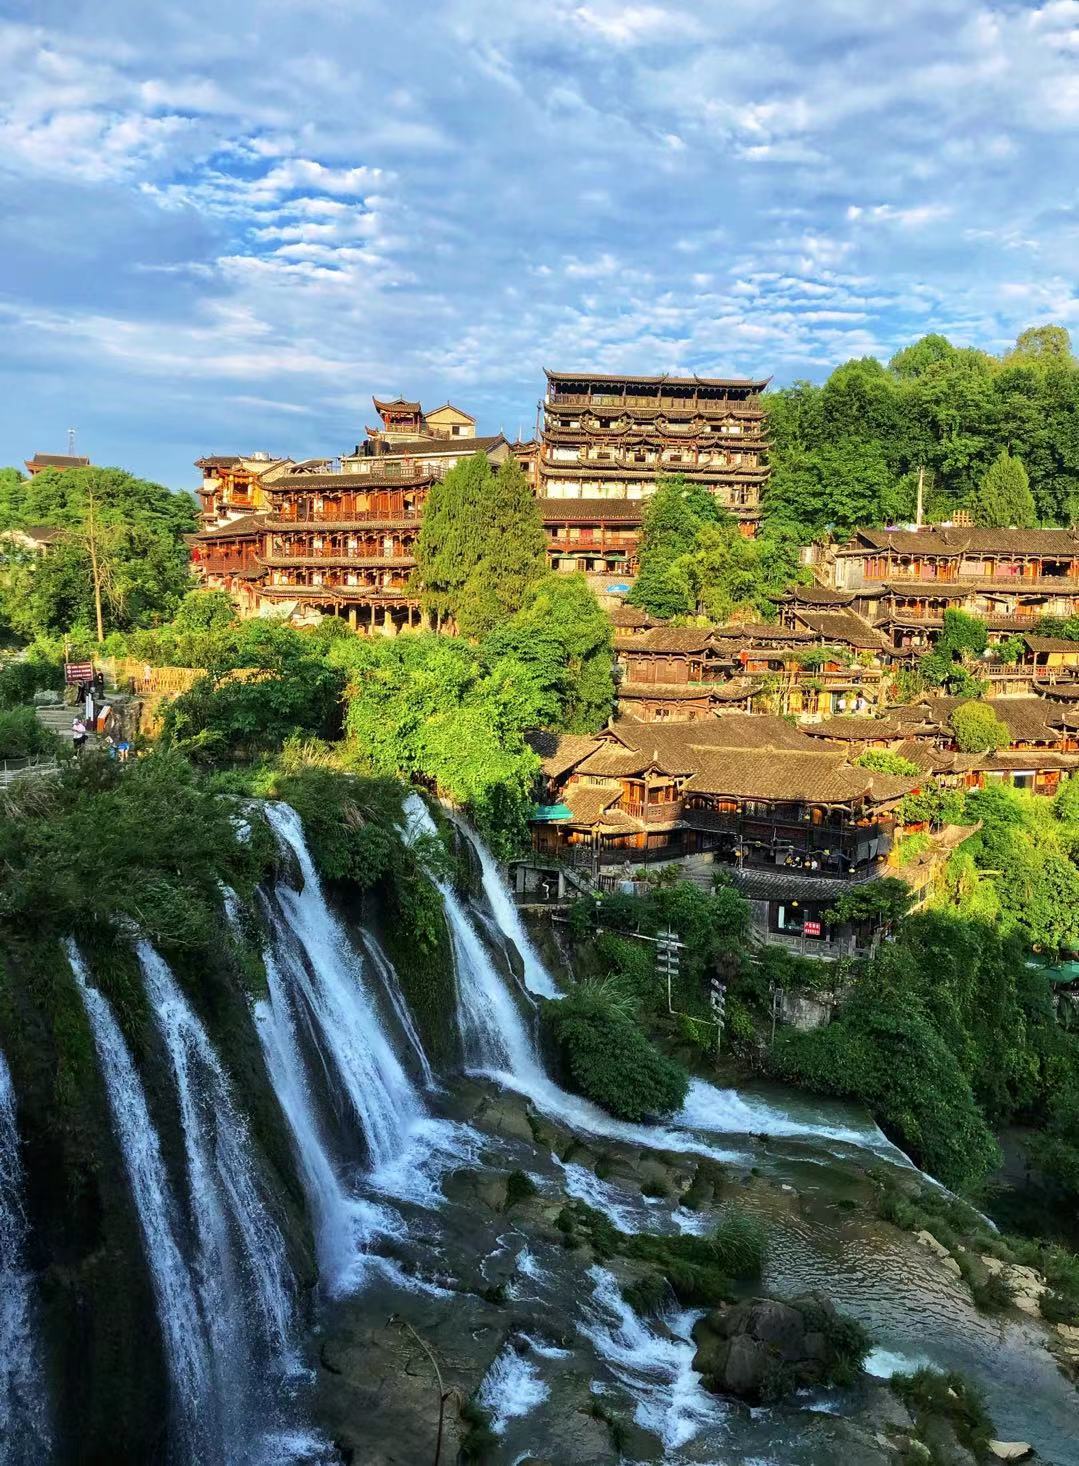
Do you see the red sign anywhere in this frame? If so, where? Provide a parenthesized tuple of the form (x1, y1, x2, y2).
(64, 662, 93, 684)
(803, 919, 822, 937)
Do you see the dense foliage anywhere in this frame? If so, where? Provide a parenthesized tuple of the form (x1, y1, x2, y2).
(950, 700, 1010, 753)
(627, 477, 805, 622)
(0, 466, 196, 639)
(414, 453, 547, 637)
(0, 750, 269, 951)
(541, 983, 689, 1121)
(764, 326, 1079, 534)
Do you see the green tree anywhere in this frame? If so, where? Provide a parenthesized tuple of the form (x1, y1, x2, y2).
(414, 452, 491, 630)
(457, 458, 547, 639)
(0, 467, 195, 638)
(972, 449, 1037, 528)
(950, 701, 1010, 753)
(854, 749, 921, 777)
(627, 477, 722, 619)
(673, 520, 805, 623)
(485, 573, 615, 732)
(1007, 325, 1076, 366)
(764, 438, 902, 539)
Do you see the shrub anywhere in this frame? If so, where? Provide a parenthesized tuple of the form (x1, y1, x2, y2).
(855, 749, 921, 777)
(541, 985, 689, 1122)
(504, 1169, 537, 1209)
(891, 1368, 992, 1456)
(0, 705, 60, 760)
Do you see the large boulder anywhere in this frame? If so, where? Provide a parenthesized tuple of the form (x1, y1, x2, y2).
(692, 1293, 868, 1403)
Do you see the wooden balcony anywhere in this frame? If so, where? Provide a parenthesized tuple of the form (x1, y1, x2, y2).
(620, 799, 683, 823)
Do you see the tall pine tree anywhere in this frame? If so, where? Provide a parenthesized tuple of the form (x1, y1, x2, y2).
(414, 452, 492, 629)
(972, 449, 1037, 528)
(457, 458, 547, 638)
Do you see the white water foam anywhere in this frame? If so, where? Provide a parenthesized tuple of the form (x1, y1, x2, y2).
(0, 1050, 51, 1464)
(477, 1342, 551, 1434)
(580, 1266, 727, 1454)
(139, 941, 294, 1365)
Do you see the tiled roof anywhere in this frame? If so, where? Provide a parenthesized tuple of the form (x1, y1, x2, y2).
(619, 682, 713, 700)
(1025, 635, 1079, 655)
(2, 524, 64, 544)
(608, 605, 658, 629)
(195, 455, 242, 468)
(781, 585, 855, 606)
(373, 396, 421, 413)
(195, 513, 267, 540)
(792, 610, 887, 651)
(545, 369, 769, 391)
(682, 749, 916, 805)
(845, 527, 1079, 556)
(710, 621, 815, 644)
(561, 785, 638, 830)
(27, 453, 90, 468)
(803, 717, 902, 742)
(539, 498, 645, 523)
(615, 627, 712, 654)
(526, 731, 601, 779)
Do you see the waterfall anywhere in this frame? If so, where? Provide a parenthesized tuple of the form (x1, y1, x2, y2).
(68, 941, 215, 1460)
(407, 797, 910, 1171)
(358, 928, 435, 1088)
(261, 803, 424, 1172)
(461, 820, 561, 998)
(137, 942, 294, 1370)
(0, 1050, 51, 1464)
(254, 899, 403, 1294)
(403, 796, 746, 1164)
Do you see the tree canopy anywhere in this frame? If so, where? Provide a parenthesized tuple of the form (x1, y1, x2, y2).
(0, 466, 196, 639)
(973, 450, 1037, 528)
(627, 476, 804, 622)
(414, 453, 547, 637)
(764, 326, 1079, 535)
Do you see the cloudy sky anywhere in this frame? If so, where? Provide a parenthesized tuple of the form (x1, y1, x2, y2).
(3, 0, 1079, 487)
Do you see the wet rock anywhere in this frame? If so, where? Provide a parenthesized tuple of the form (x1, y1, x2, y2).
(989, 1443, 1033, 1462)
(692, 1293, 865, 1403)
(916, 1229, 952, 1261)
(784, 1415, 895, 1466)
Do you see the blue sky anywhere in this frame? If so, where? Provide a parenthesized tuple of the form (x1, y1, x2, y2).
(2, 0, 1079, 489)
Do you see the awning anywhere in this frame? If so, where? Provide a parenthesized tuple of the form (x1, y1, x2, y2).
(530, 804, 572, 821)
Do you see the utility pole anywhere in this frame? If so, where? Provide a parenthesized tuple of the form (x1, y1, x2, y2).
(86, 484, 105, 643)
(915, 465, 925, 528)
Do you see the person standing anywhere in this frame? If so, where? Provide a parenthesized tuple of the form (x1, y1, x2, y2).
(72, 718, 87, 755)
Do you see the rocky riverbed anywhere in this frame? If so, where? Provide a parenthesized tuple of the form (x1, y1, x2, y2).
(310, 1080, 1078, 1465)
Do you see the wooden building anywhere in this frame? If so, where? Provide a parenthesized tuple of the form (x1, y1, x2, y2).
(341, 397, 508, 479)
(816, 528, 1079, 650)
(191, 398, 508, 630)
(530, 717, 916, 950)
(536, 370, 771, 573)
(24, 452, 91, 477)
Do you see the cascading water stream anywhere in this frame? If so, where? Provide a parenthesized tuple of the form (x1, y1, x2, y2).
(436, 801, 905, 1158)
(67, 941, 216, 1461)
(253, 892, 405, 1293)
(462, 820, 561, 999)
(0, 1049, 51, 1464)
(137, 942, 294, 1378)
(261, 802, 423, 1172)
(255, 803, 476, 1294)
(358, 928, 436, 1088)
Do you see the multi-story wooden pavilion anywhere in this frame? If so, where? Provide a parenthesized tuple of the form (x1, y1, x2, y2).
(535, 370, 770, 569)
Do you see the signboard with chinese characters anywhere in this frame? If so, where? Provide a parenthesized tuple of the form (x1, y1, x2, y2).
(803, 919, 822, 937)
